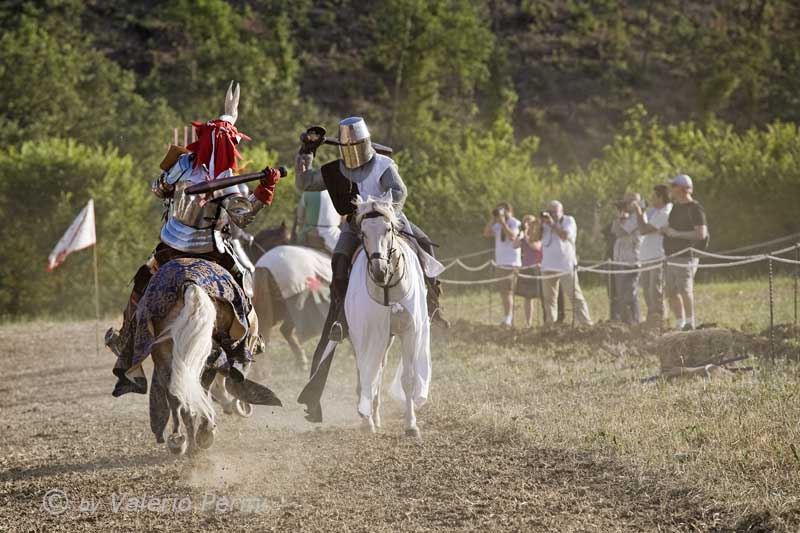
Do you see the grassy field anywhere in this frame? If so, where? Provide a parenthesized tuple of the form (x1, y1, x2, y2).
(444, 275, 799, 332)
(1, 276, 799, 530)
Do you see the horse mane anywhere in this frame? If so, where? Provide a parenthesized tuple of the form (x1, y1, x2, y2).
(353, 193, 400, 226)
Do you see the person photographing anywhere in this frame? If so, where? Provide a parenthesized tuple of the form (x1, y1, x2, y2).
(540, 200, 592, 325)
(610, 192, 643, 324)
(483, 202, 521, 326)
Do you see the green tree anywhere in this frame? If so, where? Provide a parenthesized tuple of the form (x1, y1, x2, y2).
(0, 139, 157, 318)
(0, 7, 175, 164)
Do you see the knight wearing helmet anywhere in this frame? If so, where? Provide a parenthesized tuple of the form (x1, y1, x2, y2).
(106, 82, 283, 397)
(295, 117, 448, 421)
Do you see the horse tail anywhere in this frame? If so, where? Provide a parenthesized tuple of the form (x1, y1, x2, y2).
(168, 284, 216, 424)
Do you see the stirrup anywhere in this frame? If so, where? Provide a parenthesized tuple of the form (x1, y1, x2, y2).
(430, 307, 451, 329)
(329, 321, 346, 342)
(105, 328, 122, 357)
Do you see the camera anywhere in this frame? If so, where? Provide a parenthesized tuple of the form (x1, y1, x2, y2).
(540, 211, 550, 218)
(492, 207, 506, 218)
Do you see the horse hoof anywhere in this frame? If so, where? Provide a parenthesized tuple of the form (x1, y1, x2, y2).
(234, 400, 253, 418)
(304, 403, 323, 424)
(405, 427, 421, 439)
(361, 417, 376, 434)
(167, 433, 187, 455)
(196, 429, 215, 450)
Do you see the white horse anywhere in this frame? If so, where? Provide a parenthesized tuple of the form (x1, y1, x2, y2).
(346, 193, 435, 437)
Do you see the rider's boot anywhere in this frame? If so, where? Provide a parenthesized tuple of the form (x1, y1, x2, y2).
(218, 333, 252, 383)
(426, 277, 450, 329)
(329, 253, 351, 342)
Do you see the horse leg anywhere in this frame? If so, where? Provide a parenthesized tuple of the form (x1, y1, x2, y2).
(182, 405, 197, 454)
(195, 375, 220, 449)
(149, 351, 171, 444)
(401, 336, 420, 438)
(165, 390, 187, 455)
(373, 336, 394, 430)
(210, 372, 235, 414)
(280, 319, 308, 370)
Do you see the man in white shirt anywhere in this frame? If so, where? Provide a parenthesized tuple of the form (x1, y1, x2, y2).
(483, 202, 521, 326)
(611, 192, 643, 324)
(635, 185, 672, 324)
(540, 200, 592, 325)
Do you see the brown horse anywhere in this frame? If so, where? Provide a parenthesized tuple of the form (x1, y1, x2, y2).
(244, 222, 331, 371)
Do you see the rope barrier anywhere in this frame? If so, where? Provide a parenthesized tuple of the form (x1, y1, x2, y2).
(438, 274, 515, 286)
(439, 253, 800, 284)
(439, 233, 800, 266)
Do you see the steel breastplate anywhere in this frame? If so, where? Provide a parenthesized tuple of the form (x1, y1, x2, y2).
(160, 181, 220, 253)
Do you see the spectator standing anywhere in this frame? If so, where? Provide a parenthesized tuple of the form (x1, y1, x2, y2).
(635, 185, 672, 324)
(540, 201, 592, 325)
(661, 175, 709, 330)
(611, 192, 643, 324)
(514, 215, 543, 327)
(294, 190, 342, 254)
(483, 202, 521, 326)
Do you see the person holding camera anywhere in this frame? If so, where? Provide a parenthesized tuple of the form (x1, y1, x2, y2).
(635, 184, 672, 324)
(483, 202, 521, 326)
(513, 215, 542, 327)
(611, 192, 643, 324)
(540, 200, 592, 325)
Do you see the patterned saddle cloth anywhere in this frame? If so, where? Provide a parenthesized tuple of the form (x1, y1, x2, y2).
(131, 258, 251, 368)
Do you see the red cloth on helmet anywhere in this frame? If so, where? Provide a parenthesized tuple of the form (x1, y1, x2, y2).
(187, 120, 251, 179)
(253, 167, 281, 205)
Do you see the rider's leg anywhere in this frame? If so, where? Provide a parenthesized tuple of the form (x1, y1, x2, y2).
(329, 228, 361, 342)
(406, 222, 449, 328)
(108, 263, 152, 396)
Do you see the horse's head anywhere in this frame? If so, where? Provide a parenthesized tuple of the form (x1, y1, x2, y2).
(354, 193, 401, 286)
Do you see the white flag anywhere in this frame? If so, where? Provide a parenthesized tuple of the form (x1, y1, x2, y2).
(47, 200, 96, 272)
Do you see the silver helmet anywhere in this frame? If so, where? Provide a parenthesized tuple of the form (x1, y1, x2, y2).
(338, 117, 376, 169)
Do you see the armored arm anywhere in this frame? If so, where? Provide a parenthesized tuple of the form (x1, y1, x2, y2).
(151, 173, 174, 199)
(221, 189, 266, 228)
(295, 153, 326, 192)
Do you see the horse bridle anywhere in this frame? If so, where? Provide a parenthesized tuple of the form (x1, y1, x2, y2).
(360, 210, 406, 305)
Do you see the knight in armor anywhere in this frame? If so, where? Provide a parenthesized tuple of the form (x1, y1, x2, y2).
(295, 117, 448, 340)
(106, 82, 282, 397)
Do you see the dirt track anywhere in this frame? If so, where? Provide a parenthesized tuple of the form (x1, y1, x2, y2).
(0, 319, 773, 531)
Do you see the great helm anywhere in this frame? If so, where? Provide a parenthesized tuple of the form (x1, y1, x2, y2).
(338, 117, 376, 169)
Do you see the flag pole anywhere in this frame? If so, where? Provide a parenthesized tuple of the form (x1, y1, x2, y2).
(93, 240, 101, 357)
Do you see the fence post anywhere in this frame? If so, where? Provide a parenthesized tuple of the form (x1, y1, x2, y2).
(690, 248, 696, 327)
(660, 259, 667, 334)
(572, 266, 577, 327)
(794, 244, 799, 356)
(768, 257, 775, 360)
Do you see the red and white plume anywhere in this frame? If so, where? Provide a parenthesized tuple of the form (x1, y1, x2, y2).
(186, 81, 250, 180)
(47, 199, 96, 272)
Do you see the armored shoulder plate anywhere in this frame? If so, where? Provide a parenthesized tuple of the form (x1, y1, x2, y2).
(165, 154, 195, 185)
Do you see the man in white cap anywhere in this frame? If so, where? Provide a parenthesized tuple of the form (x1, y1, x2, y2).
(540, 200, 592, 325)
(661, 174, 709, 330)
